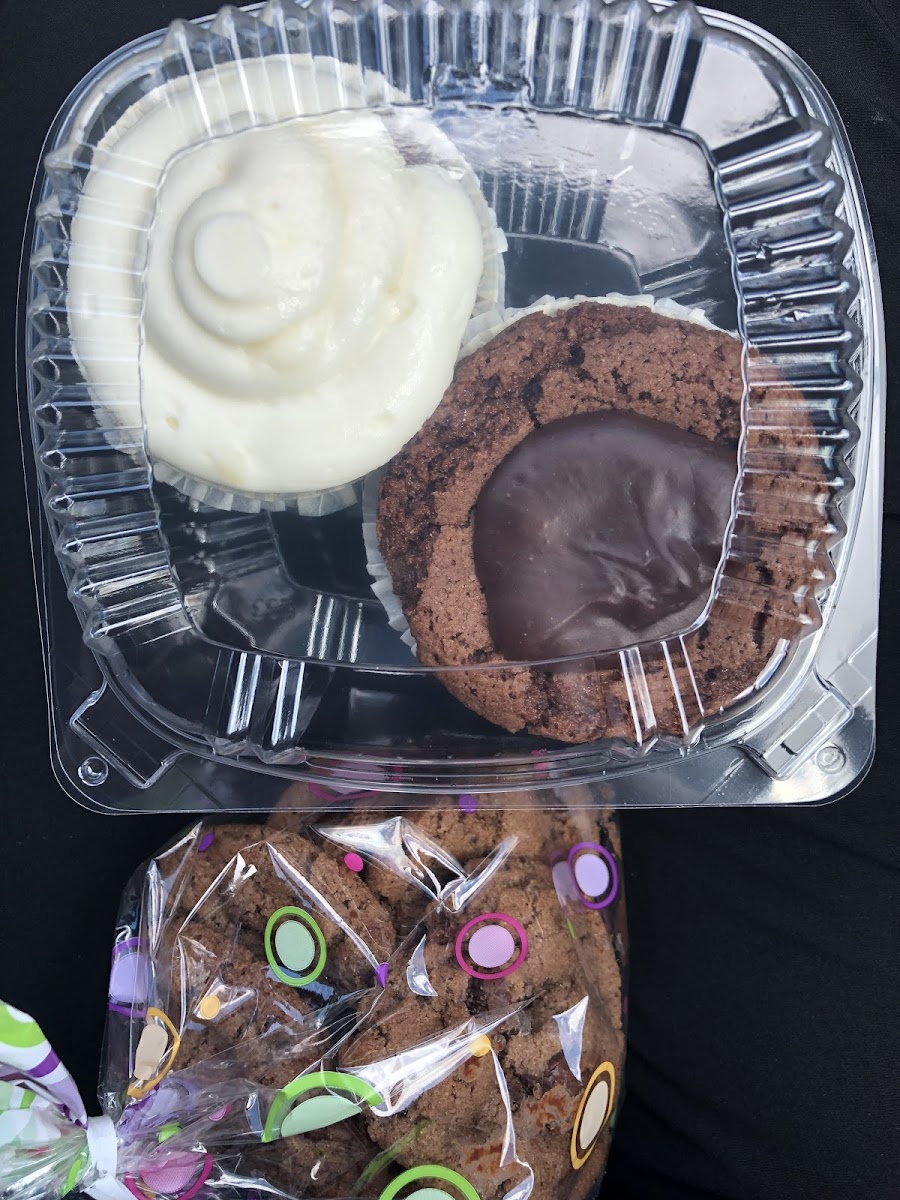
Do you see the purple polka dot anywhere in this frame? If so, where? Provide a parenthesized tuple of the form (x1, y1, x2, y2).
(459, 794, 478, 814)
(198, 832, 215, 853)
(109, 948, 149, 1005)
(568, 842, 618, 910)
(468, 924, 516, 969)
(375, 963, 389, 988)
(552, 861, 577, 906)
(574, 852, 611, 898)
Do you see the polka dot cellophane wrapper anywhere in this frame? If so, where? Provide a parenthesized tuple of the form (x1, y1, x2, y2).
(0, 789, 626, 1200)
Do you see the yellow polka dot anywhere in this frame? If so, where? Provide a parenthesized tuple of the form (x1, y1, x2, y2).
(198, 995, 221, 1021)
(470, 1035, 492, 1058)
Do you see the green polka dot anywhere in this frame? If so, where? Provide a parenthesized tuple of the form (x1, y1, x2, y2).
(264, 908, 327, 988)
(61, 1148, 89, 1197)
(281, 1094, 361, 1136)
(275, 920, 316, 973)
(158, 1122, 181, 1143)
(262, 1070, 383, 1143)
(378, 1166, 480, 1200)
(0, 1007, 44, 1049)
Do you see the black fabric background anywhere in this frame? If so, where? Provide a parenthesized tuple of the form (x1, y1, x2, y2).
(0, 2, 897, 1197)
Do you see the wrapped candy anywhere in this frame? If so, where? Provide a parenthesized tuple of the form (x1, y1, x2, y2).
(0, 796, 625, 1200)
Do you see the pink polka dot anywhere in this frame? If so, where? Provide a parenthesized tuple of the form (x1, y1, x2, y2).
(140, 1157, 196, 1193)
(344, 852, 364, 873)
(137, 1154, 212, 1200)
(468, 924, 516, 969)
(455, 913, 529, 980)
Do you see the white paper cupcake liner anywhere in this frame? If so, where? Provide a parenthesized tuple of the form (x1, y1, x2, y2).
(152, 461, 361, 516)
(363, 292, 732, 647)
(362, 466, 418, 650)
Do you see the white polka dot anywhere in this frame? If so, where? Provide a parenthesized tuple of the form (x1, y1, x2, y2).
(407, 1191, 455, 1200)
(578, 1079, 610, 1151)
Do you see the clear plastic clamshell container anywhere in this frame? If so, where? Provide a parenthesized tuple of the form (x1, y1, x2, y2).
(20, 0, 884, 811)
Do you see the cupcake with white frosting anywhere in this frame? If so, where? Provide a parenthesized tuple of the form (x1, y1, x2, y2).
(66, 55, 505, 513)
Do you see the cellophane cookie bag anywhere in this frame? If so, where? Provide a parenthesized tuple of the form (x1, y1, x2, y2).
(0, 797, 625, 1200)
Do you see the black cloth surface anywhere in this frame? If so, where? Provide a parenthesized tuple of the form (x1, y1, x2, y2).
(0, 2, 897, 1198)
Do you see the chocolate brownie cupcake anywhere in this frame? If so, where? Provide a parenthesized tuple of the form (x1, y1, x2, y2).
(377, 300, 832, 743)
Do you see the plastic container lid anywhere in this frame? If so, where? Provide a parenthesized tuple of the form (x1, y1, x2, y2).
(20, 0, 884, 810)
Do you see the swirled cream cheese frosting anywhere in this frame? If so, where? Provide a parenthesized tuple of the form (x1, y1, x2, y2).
(66, 57, 496, 499)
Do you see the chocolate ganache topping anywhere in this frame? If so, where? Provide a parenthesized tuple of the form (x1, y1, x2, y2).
(473, 411, 737, 660)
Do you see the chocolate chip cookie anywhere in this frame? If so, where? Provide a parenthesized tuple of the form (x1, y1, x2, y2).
(339, 832, 625, 1200)
(133, 807, 624, 1200)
